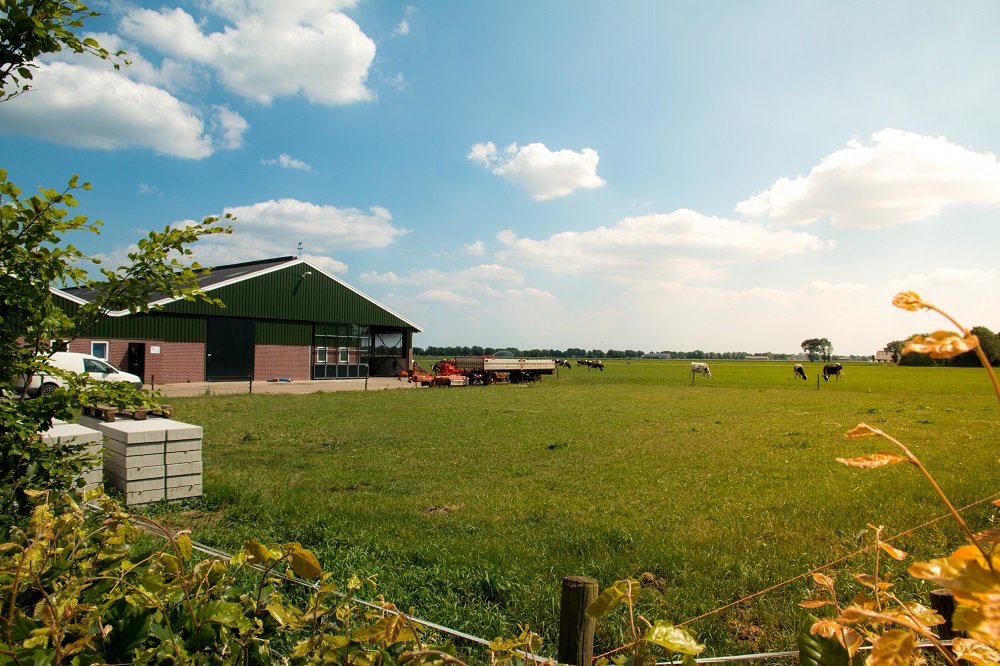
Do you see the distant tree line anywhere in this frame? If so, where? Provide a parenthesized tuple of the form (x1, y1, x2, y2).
(412, 346, 797, 360)
(884, 325, 1000, 366)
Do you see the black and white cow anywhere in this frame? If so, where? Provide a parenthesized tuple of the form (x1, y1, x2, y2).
(588, 360, 604, 371)
(555, 359, 572, 369)
(690, 362, 711, 379)
(822, 363, 844, 381)
(793, 364, 808, 380)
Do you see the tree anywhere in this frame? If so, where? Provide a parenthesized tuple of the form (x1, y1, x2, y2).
(0, 0, 127, 102)
(801, 337, 833, 362)
(884, 340, 905, 363)
(0, 5, 229, 525)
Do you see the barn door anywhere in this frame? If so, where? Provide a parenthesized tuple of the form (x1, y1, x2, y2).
(206, 317, 255, 381)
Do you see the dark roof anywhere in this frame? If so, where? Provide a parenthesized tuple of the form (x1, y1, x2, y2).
(60, 256, 298, 304)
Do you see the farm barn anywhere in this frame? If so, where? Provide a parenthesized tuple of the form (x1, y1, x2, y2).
(51, 257, 421, 385)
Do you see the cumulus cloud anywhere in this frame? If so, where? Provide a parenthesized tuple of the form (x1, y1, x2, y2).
(464, 240, 486, 255)
(737, 129, 1000, 228)
(180, 198, 407, 266)
(261, 153, 313, 171)
(496, 209, 831, 282)
(414, 290, 480, 306)
(0, 62, 233, 158)
(120, 3, 376, 105)
(468, 141, 606, 200)
(361, 264, 523, 289)
(886, 267, 996, 292)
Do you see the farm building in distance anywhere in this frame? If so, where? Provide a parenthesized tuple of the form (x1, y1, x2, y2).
(52, 257, 421, 385)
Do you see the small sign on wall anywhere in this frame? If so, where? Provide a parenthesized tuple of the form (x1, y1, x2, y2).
(151, 346, 161, 354)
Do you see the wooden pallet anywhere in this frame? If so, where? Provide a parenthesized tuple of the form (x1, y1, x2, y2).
(83, 404, 174, 422)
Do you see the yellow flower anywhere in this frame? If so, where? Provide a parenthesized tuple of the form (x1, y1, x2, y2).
(903, 331, 979, 359)
(892, 291, 926, 311)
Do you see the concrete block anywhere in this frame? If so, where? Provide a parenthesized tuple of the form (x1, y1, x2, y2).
(166, 461, 203, 477)
(101, 439, 164, 457)
(38, 422, 104, 492)
(104, 459, 165, 482)
(166, 438, 203, 454)
(167, 484, 202, 500)
(166, 449, 201, 464)
(123, 487, 166, 504)
(78, 416, 167, 443)
(166, 423, 203, 441)
(166, 474, 201, 489)
(104, 449, 166, 471)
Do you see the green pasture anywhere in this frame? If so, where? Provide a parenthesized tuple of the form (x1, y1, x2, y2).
(138, 360, 1000, 659)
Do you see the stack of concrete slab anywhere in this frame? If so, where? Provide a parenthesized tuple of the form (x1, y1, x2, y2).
(77, 414, 203, 505)
(39, 419, 103, 492)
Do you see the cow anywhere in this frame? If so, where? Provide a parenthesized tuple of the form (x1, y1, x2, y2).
(793, 364, 808, 380)
(690, 362, 711, 379)
(587, 360, 604, 371)
(822, 363, 844, 381)
(555, 359, 572, 369)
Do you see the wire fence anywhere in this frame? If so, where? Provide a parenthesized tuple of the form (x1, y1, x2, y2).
(122, 489, 999, 665)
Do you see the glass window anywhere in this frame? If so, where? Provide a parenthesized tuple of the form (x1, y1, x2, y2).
(91, 341, 108, 359)
(339, 347, 349, 363)
(84, 358, 111, 374)
(316, 347, 327, 363)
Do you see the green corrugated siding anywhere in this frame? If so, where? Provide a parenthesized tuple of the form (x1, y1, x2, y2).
(77, 312, 206, 342)
(256, 319, 312, 345)
(159, 265, 415, 328)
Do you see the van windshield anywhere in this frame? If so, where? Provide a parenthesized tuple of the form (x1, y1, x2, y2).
(83, 359, 114, 374)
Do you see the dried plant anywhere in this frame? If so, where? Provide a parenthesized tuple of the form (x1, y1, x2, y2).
(802, 292, 1000, 666)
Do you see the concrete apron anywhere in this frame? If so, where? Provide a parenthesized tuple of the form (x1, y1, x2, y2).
(152, 376, 420, 398)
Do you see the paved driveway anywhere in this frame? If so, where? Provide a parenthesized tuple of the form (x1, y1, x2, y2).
(152, 376, 420, 397)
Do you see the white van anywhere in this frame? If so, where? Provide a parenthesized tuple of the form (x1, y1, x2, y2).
(17, 351, 143, 397)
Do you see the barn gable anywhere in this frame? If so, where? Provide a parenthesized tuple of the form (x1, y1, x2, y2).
(52, 257, 421, 383)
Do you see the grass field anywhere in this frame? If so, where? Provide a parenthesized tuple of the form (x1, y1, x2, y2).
(135, 359, 1000, 659)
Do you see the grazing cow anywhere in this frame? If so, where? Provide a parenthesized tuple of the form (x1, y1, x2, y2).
(577, 359, 589, 367)
(822, 363, 844, 381)
(587, 360, 604, 371)
(555, 359, 572, 369)
(690, 362, 711, 379)
(793, 364, 808, 380)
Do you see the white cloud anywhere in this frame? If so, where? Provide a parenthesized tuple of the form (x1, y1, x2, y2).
(464, 240, 486, 255)
(261, 153, 313, 171)
(737, 129, 1000, 228)
(212, 105, 249, 149)
(300, 253, 348, 274)
(138, 183, 162, 196)
(181, 198, 407, 266)
(120, 4, 376, 105)
(359, 271, 403, 285)
(469, 141, 606, 200)
(886, 267, 996, 292)
(364, 264, 523, 290)
(0, 62, 225, 158)
(496, 209, 831, 282)
(392, 19, 411, 36)
(415, 290, 480, 306)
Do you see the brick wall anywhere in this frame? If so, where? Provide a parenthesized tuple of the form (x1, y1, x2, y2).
(71, 338, 206, 386)
(254, 344, 311, 381)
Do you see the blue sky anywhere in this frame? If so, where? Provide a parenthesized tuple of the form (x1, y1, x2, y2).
(3, 1, 999, 355)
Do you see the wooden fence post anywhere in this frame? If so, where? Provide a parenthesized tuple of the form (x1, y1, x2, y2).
(558, 576, 598, 666)
(930, 589, 962, 639)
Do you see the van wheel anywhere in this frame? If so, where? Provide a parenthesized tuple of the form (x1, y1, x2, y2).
(39, 383, 58, 397)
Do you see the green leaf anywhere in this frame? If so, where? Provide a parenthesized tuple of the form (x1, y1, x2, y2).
(867, 629, 915, 666)
(586, 579, 640, 619)
(244, 538, 271, 564)
(798, 616, 861, 666)
(643, 621, 705, 655)
(176, 533, 193, 560)
(289, 545, 322, 579)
